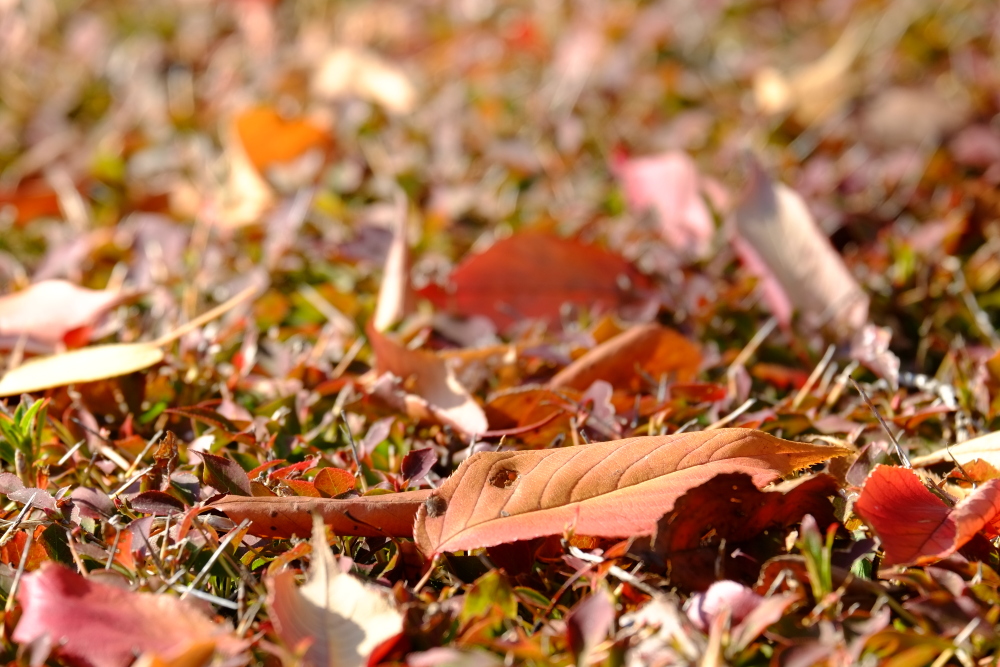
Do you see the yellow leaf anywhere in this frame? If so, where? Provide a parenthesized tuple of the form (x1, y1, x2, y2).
(0, 343, 164, 396)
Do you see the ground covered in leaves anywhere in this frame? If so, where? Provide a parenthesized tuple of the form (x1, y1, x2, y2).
(2, 0, 1000, 665)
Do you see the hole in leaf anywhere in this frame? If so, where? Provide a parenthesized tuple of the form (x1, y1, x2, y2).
(489, 468, 519, 489)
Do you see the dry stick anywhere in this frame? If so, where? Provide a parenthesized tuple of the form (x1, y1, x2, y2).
(567, 545, 661, 598)
(339, 411, 367, 492)
(178, 519, 250, 605)
(153, 281, 263, 347)
(792, 344, 836, 410)
(4, 530, 34, 613)
(851, 379, 910, 468)
(706, 398, 756, 430)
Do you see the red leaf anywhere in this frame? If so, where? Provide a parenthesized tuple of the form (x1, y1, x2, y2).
(854, 465, 1000, 566)
(12, 562, 246, 667)
(418, 231, 652, 331)
(400, 448, 437, 485)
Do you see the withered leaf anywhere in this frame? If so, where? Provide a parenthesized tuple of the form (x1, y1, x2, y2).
(415, 428, 850, 557)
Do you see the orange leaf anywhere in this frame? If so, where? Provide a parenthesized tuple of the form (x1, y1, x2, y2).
(233, 107, 331, 172)
(314, 467, 357, 497)
(419, 231, 653, 331)
(415, 428, 850, 557)
(549, 323, 700, 392)
(854, 465, 1000, 566)
(484, 387, 580, 447)
(211, 490, 431, 538)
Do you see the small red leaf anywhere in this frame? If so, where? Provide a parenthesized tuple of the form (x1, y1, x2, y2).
(400, 448, 437, 485)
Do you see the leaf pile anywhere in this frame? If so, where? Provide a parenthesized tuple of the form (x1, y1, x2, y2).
(1, 1, 1000, 666)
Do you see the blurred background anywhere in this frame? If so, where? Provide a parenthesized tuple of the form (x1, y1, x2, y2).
(1, 0, 998, 385)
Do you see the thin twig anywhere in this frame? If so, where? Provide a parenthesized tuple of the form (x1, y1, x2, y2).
(851, 379, 910, 468)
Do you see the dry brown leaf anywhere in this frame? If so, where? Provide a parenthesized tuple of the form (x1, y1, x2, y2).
(212, 490, 431, 538)
(372, 192, 412, 332)
(414, 428, 850, 557)
(0, 342, 165, 396)
(549, 323, 701, 392)
(368, 325, 487, 436)
(733, 157, 869, 342)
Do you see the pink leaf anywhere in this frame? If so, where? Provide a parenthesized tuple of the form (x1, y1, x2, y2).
(0, 280, 128, 350)
(616, 151, 714, 259)
(13, 562, 246, 667)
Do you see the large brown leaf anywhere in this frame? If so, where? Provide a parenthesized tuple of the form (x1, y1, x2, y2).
(415, 428, 850, 557)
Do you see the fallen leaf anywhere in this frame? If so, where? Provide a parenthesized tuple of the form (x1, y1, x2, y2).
(211, 489, 431, 538)
(266, 515, 403, 667)
(313, 467, 357, 497)
(0, 282, 260, 396)
(368, 325, 487, 436)
(484, 386, 580, 448)
(372, 191, 412, 332)
(0, 280, 129, 350)
(854, 465, 1000, 566)
(415, 428, 850, 557)
(419, 231, 653, 332)
(548, 323, 701, 392)
(911, 431, 1000, 469)
(233, 107, 332, 173)
(0, 179, 64, 226)
(733, 156, 869, 342)
(195, 451, 252, 496)
(12, 562, 246, 667)
(400, 448, 437, 485)
(615, 151, 714, 259)
(313, 46, 417, 114)
(132, 642, 217, 667)
(0, 342, 165, 396)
